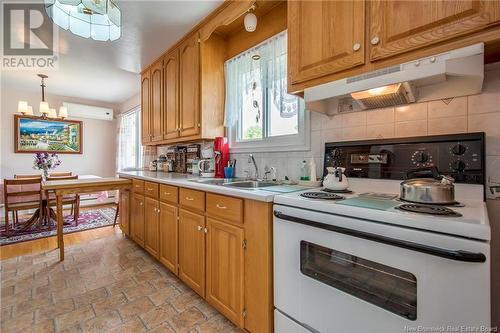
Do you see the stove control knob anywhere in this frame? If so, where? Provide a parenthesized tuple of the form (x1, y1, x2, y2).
(451, 160, 466, 172)
(452, 144, 466, 155)
(416, 152, 429, 164)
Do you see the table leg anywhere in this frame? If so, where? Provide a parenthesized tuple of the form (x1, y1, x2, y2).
(56, 194, 64, 261)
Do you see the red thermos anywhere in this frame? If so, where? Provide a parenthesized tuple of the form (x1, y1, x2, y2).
(214, 137, 229, 178)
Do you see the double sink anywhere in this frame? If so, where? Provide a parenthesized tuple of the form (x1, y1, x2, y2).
(190, 178, 280, 189)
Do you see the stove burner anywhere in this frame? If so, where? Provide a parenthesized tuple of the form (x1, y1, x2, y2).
(322, 188, 353, 194)
(396, 204, 462, 217)
(301, 192, 344, 200)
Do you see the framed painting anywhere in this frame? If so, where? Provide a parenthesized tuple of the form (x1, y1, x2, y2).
(14, 115, 83, 154)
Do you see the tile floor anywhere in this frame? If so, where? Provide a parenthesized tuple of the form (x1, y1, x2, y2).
(0, 231, 242, 333)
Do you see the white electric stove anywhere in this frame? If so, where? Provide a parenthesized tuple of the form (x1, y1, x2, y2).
(273, 133, 491, 333)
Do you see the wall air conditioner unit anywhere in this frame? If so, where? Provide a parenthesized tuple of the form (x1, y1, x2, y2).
(63, 102, 114, 121)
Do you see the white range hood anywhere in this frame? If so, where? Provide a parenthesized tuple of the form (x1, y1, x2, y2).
(305, 43, 485, 115)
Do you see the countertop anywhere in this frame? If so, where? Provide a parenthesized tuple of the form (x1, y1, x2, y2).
(117, 171, 307, 202)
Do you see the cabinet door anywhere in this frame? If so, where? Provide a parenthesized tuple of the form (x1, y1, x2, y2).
(369, 0, 500, 61)
(179, 33, 200, 138)
(119, 190, 130, 236)
(163, 49, 179, 140)
(159, 202, 178, 274)
(178, 208, 205, 297)
(141, 71, 151, 144)
(150, 61, 163, 142)
(288, 0, 365, 85)
(144, 197, 160, 258)
(131, 193, 145, 247)
(206, 218, 244, 327)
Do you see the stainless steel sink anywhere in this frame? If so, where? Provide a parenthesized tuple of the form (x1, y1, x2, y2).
(222, 180, 280, 189)
(189, 178, 244, 185)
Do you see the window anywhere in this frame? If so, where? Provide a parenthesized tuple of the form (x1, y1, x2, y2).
(117, 107, 142, 170)
(224, 31, 309, 153)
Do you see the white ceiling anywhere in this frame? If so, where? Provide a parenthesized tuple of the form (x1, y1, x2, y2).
(1, 0, 223, 105)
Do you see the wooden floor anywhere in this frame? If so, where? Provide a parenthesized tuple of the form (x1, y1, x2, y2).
(0, 204, 119, 260)
(0, 226, 120, 260)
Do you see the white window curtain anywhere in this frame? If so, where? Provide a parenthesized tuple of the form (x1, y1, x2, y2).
(116, 107, 142, 171)
(224, 30, 299, 128)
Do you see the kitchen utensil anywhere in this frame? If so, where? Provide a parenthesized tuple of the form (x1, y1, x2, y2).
(400, 167, 455, 205)
(323, 166, 349, 191)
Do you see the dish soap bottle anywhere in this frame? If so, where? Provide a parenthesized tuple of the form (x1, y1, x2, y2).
(300, 160, 310, 181)
(309, 159, 317, 182)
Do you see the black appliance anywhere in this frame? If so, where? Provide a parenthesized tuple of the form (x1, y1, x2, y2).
(324, 133, 485, 185)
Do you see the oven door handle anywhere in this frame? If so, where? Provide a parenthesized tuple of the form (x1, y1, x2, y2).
(274, 211, 487, 263)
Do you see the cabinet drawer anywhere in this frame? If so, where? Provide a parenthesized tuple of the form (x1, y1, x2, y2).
(180, 188, 205, 211)
(160, 184, 178, 204)
(145, 182, 159, 198)
(132, 179, 145, 194)
(206, 193, 243, 225)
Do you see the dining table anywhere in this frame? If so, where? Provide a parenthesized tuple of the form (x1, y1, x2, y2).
(42, 177, 132, 261)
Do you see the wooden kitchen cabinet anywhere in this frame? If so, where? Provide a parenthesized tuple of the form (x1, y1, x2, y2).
(150, 60, 164, 142)
(144, 197, 160, 258)
(369, 0, 500, 61)
(179, 33, 201, 138)
(287, 0, 365, 88)
(119, 190, 130, 236)
(131, 193, 145, 247)
(163, 49, 179, 140)
(206, 217, 244, 327)
(140, 71, 151, 144)
(178, 208, 206, 297)
(159, 201, 178, 274)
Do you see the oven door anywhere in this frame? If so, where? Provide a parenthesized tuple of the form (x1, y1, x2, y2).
(273, 204, 490, 333)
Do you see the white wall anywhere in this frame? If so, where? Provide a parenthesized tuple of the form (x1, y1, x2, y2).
(0, 87, 118, 179)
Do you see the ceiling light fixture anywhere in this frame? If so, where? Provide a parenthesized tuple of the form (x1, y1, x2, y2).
(244, 4, 257, 32)
(44, 0, 121, 41)
(17, 74, 69, 119)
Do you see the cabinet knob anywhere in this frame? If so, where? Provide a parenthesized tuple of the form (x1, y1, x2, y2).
(353, 43, 361, 51)
(197, 225, 203, 231)
(185, 197, 194, 201)
(164, 192, 170, 196)
(197, 123, 201, 128)
(139, 202, 143, 206)
(370, 36, 380, 45)
(215, 204, 227, 210)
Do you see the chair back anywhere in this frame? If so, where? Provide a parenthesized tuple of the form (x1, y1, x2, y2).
(46, 175, 78, 181)
(4, 178, 43, 209)
(14, 174, 42, 180)
(49, 172, 73, 177)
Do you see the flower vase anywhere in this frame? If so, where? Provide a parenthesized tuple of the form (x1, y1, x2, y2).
(43, 169, 49, 180)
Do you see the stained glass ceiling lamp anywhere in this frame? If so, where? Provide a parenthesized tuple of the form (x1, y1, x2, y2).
(44, 0, 121, 41)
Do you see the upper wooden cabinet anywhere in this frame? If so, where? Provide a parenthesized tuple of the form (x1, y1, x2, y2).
(369, 0, 500, 61)
(179, 33, 201, 138)
(150, 60, 164, 142)
(288, 0, 365, 86)
(163, 49, 179, 140)
(140, 71, 151, 144)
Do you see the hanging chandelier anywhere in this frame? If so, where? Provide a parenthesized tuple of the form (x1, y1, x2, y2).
(17, 74, 68, 120)
(44, 0, 121, 41)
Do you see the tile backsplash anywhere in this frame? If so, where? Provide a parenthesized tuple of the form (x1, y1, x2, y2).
(230, 66, 500, 194)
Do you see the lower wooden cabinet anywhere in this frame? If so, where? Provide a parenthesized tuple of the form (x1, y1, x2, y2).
(145, 197, 160, 257)
(118, 190, 130, 236)
(178, 208, 206, 297)
(206, 217, 244, 326)
(131, 193, 145, 247)
(159, 202, 178, 274)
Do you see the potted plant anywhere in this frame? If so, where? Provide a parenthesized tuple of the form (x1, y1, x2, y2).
(33, 152, 61, 180)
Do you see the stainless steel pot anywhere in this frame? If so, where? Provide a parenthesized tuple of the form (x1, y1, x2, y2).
(400, 167, 456, 205)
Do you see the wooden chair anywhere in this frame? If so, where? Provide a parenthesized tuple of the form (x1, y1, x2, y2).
(14, 174, 43, 179)
(12, 174, 43, 226)
(46, 175, 81, 226)
(49, 172, 72, 177)
(3, 178, 44, 234)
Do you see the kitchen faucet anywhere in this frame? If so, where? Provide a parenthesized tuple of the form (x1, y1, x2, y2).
(248, 154, 259, 180)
